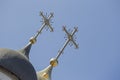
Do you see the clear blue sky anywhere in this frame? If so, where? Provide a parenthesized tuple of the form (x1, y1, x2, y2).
(0, 0, 120, 80)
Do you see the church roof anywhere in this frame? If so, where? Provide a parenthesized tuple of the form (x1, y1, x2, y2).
(0, 48, 37, 80)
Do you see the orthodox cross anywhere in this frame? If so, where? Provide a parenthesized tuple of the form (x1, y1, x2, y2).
(50, 26, 79, 67)
(20, 12, 54, 58)
(29, 12, 54, 44)
(56, 26, 79, 60)
(37, 26, 79, 80)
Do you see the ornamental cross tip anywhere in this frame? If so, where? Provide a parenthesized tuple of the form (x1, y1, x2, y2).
(40, 11, 54, 32)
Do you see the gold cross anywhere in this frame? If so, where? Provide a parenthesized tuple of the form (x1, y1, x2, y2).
(56, 26, 79, 60)
(29, 12, 54, 44)
(40, 11, 54, 32)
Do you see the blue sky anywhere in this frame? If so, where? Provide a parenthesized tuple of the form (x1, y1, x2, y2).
(0, 0, 120, 80)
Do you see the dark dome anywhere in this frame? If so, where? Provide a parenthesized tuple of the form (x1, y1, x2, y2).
(0, 48, 37, 80)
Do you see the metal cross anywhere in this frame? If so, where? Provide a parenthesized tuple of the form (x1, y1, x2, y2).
(55, 26, 79, 60)
(29, 12, 54, 44)
(40, 11, 54, 32)
(37, 26, 79, 80)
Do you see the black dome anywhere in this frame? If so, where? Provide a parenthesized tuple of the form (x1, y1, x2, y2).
(0, 48, 37, 80)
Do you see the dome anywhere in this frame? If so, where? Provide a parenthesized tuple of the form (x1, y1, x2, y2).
(0, 48, 37, 80)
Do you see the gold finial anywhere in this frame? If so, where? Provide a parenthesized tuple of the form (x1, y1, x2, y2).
(50, 58, 58, 67)
(29, 37, 37, 44)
